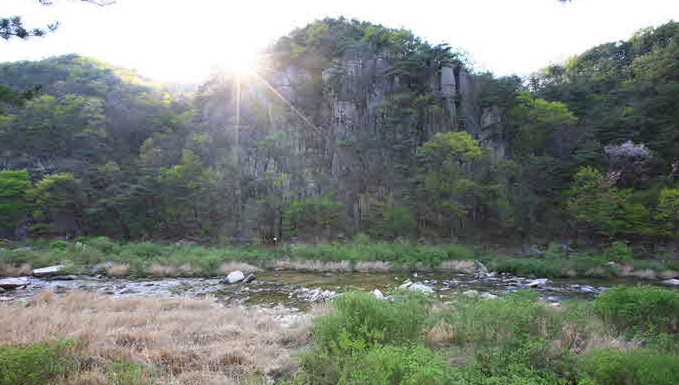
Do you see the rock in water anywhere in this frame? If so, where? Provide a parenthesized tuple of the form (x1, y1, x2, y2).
(526, 278, 550, 288)
(372, 289, 384, 299)
(242, 274, 256, 283)
(662, 279, 679, 286)
(474, 260, 489, 274)
(481, 293, 498, 300)
(0, 287, 5, 294)
(405, 282, 434, 294)
(225, 270, 245, 284)
(0, 277, 29, 289)
(49, 275, 79, 281)
(33, 265, 67, 277)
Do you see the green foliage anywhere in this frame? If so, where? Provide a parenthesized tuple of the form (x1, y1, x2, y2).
(337, 345, 451, 385)
(0, 169, 32, 231)
(294, 291, 445, 385)
(284, 196, 343, 237)
(363, 197, 417, 240)
(288, 242, 474, 265)
(434, 290, 555, 346)
(545, 242, 565, 259)
(488, 254, 609, 278)
(567, 167, 653, 238)
(593, 285, 679, 336)
(580, 348, 679, 385)
(655, 188, 679, 239)
(602, 241, 633, 263)
(505, 91, 577, 158)
(0, 340, 75, 385)
(312, 292, 429, 350)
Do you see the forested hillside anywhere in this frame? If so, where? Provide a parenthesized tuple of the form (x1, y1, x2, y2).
(1, 19, 678, 255)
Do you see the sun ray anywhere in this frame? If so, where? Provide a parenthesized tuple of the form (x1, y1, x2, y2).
(252, 72, 328, 140)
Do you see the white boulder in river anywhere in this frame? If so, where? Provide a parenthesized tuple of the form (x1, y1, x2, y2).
(400, 281, 434, 294)
(33, 265, 66, 277)
(225, 270, 245, 284)
(526, 278, 551, 288)
(372, 289, 384, 299)
(662, 279, 679, 286)
(0, 277, 29, 289)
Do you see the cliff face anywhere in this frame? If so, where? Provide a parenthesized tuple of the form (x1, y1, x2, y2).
(269, 48, 502, 184)
(257, 46, 505, 235)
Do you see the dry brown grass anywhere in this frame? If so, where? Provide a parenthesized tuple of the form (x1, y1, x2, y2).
(629, 268, 657, 280)
(268, 259, 353, 272)
(218, 261, 261, 275)
(106, 263, 130, 277)
(1, 263, 33, 277)
(425, 320, 456, 347)
(436, 260, 476, 274)
(354, 261, 394, 272)
(0, 292, 310, 385)
(660, 270, 679, 279)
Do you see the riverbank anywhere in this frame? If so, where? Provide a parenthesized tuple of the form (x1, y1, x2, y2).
(1, 237, 678, 282)
(1, 285, 678, 385)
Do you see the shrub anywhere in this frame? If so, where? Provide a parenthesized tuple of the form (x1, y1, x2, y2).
(313, 292, 430, 350)
(602, 242, 633, 263)
(49, 239, 72, 251)
(594, 285, 679, 336)
(0, 340, 75, 385)
(337, 345, 451, 385)
(82, 236, 123, 254)
(433, 290, 557, 347)
(545, 242, 565, 260)
(580, 348, 679, 385)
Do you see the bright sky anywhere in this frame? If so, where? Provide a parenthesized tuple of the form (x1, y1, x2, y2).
(2, 0, 679, 84)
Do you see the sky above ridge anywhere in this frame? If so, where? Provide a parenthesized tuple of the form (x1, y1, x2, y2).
(3, 0, 679, 83)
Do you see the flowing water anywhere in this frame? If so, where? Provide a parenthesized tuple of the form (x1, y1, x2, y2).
(2, 269, 673, 310)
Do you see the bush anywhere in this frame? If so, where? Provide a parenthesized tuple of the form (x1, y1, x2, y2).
(602, 241, 633, 263)
(313, 292, 430, 350)
(580, 348, 679, 385)
(0, 340, 75, 385)
(594, 285, 679, 336)
(81, 236, 123, 254)
(433, 290, 557, 347)
(338, 345, 451, 385)
(49, 239, 71, 251)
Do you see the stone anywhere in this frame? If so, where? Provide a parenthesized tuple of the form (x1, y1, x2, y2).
(242, 274, 256, 283)
(11, 246, 32, 252)
(372, 289, 384, 299)
(0, 297, 12, 301)
(33, 265, 67, 277)
(225, 270, 245, 284)
(463, 290, 480, 297)
(0, 287, 5, 294)
(399, 280, 413, 289)
(0, 277, 29, 289)
(49, 275, 80, 281)
(292, 287, 336, 302)
(525, 278, 550, 288)
(405, 282, 434, 294)
(580, 285, 597, 293)
(662, 279, 679, 286)
(474, 260, 489, 274)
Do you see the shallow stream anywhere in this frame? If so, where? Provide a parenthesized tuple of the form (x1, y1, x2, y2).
(2, 270, 673, 310)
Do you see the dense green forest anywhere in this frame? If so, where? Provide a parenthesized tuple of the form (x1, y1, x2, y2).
(1, 18, 678, 256)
